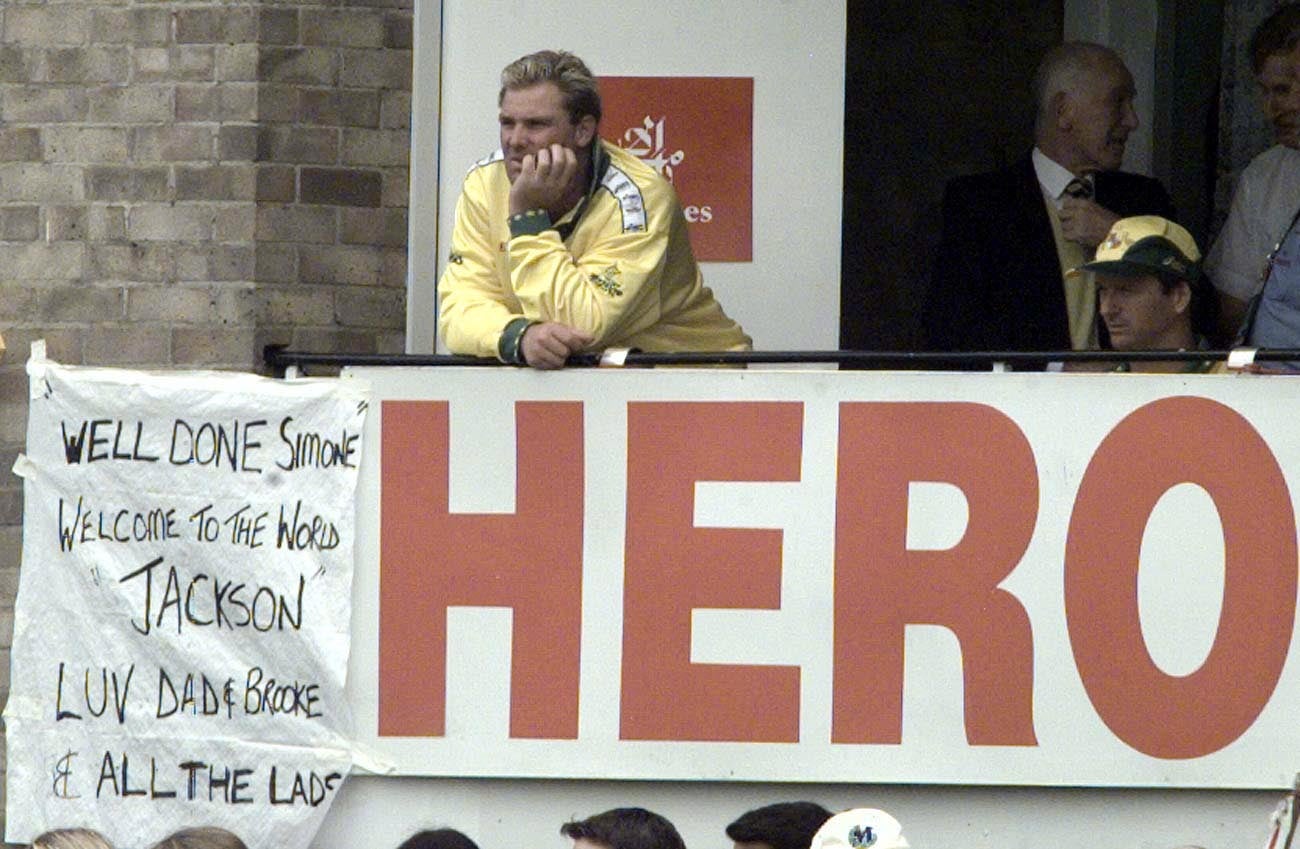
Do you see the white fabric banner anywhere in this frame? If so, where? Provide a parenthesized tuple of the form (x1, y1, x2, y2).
(4, 350, 367, 849)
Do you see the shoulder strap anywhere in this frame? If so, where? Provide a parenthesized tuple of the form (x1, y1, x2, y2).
(1236, 200, 1300, 345)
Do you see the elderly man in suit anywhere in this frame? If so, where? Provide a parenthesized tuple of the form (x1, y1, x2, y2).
(924, 42, 1175, 359)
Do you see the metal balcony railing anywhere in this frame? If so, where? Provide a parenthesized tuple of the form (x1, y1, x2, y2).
(263, 344, 1300, 376)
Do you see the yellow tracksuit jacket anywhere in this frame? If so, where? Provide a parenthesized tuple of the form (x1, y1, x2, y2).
(438, 141, 752, 361)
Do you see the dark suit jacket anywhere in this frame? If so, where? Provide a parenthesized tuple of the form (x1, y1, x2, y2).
(923, 154, 1174, 355)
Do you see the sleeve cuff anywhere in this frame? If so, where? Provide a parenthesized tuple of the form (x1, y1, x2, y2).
(497, 317, 536, 364)
(508, 208, 553, 238)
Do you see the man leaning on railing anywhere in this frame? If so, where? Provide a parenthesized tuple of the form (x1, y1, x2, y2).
(436, 49, 750, 370)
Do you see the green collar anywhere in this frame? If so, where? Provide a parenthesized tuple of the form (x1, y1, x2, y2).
(1110, 336, 1215, 373)
(554, 141, 610, 240)
(507, 142, 612, 240)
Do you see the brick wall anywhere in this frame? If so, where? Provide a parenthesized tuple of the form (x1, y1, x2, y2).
(0, 0, 412, 838)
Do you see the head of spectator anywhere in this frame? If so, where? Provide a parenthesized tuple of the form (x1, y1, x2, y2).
(1033, 42, 1139, 175)
(561, 807, 687, 849)
(497, 50, 601, 186)
(726, 802, 833, 849)
(809, 809, 910, 849)
(147, 827, 248, 849)
(1251, 3, 1300, 150)
(1077, 216, 1212, 367)
(29, 830, 114, 849)
(397, 829, 481, 849)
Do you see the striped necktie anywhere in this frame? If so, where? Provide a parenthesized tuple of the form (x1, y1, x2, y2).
(1063, 174, 1095, 201)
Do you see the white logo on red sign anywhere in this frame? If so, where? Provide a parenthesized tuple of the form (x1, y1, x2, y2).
(618, 114, 713, 224)
(620, 116, 686, 182)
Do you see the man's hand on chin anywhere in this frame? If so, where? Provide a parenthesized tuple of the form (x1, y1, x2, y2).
(509, 143, 579, 217)
(520, 321, 594, 369)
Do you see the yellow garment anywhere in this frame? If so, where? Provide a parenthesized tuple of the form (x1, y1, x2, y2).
(1045, 201, 1097, 350)
(438, 141, 752, 360)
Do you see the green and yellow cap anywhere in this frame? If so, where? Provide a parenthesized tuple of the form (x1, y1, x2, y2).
(1071, 215, 1202, 281)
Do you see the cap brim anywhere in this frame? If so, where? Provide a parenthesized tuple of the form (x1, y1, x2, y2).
(1075, 259, 1168, 277)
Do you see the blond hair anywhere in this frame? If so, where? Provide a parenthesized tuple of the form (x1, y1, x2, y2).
(30, 829, 114, 849)
(499, 49, 602, 123)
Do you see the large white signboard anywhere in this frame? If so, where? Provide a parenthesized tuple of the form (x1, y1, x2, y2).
(346, 366, 1300, 789)
(4, 350, 367, 849)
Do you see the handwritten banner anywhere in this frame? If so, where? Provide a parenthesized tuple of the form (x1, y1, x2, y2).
(4, 349, 367, 849)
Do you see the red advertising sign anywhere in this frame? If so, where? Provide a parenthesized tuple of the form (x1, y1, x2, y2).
(598, 77, 753, 262)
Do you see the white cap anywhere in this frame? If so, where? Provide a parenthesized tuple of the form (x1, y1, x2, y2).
(809, 809, 909, 849)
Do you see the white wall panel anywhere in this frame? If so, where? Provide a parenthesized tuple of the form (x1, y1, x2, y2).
(410, 0, 845, 353)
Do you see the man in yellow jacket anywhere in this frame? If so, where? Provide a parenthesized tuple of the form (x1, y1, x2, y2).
(438, 50, 752, 368)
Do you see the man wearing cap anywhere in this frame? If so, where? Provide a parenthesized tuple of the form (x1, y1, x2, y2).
(1207, 4, 1300, 341)
(726, 802, 833, 849)
(437, 49, 751, 369)
(1075, 216, 1221, 372)
(809, 808, 910, 849)
(924, 42, 1174, 359)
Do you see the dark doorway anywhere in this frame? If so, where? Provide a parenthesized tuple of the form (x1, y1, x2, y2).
(839, 1, 1064, 353)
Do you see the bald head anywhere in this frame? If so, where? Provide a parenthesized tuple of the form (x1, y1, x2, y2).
(1033, 41, 1138, 174)
(1033, 43, 1127, 133)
